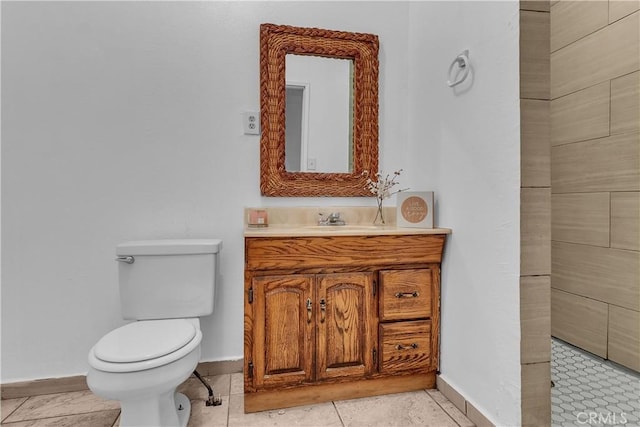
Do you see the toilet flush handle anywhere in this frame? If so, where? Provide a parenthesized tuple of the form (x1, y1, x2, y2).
(115, 256, 134, 264)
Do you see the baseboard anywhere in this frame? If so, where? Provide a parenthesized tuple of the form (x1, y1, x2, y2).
(0, 359, 244, 400)
(436, 375, 496, 427)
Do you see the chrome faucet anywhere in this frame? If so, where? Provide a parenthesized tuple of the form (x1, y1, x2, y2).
(318, 212, 346, 226)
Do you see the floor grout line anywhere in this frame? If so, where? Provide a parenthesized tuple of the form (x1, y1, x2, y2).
(423, 389, 464, 427)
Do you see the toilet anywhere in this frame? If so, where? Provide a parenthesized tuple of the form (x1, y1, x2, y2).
(87, 239, 222, 427)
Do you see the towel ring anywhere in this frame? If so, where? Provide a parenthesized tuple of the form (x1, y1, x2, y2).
(447, 50, 470, 87)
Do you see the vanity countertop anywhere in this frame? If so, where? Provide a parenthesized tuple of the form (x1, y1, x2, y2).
(244, 224, 451, 237)
(243, 206, 451, 237)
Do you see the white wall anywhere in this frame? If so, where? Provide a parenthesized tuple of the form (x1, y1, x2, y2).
(1, 1, 409, 381)
(2, 2, 521, 425)
(408, 2, 521, 425)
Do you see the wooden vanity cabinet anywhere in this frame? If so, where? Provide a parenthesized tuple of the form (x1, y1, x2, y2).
(244, 233, 447, 413)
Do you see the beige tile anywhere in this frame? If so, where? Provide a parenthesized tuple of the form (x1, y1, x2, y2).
(521, 362, 551, 427)
(334, 391, 458, 427)
(551, 11, 639, 98)
(521, 0, 550, 12)
(425, 389, 474, 427)
(521, 99, 550, 187)
(609, 0, 640, 23)
(521, 10, 550, 100)
(227, 394, 342, 427)
(3, 391, 119, 423)
(611, 71, 640, 135)
(178, 374, 231, 401)
(521, 188, 551, 276)
(551, 288, 608, 357)
(611, 191, 640, 251)
(0, 410, 120, 427)
(552, 192, 610, 246)
(1, 397, 28, 422)
(550, 0, 608, 52)
(552, 241, 640, 310)
(436, 376, 466, 415)
(608, 305, 640, 372)
(550, 81, 610, 146)
(551, 132, 640, 193)
(465, 401, 494, 427)
(520, 276, 551, 364)
(188, 395, 229, 427)
(229, 373, 244, 396)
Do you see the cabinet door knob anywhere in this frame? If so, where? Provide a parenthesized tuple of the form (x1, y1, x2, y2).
(394, 291, 419, 298)
(319, 298, 326, 323)
(395, 343, 418, 351)
(306, 298, 312, 323)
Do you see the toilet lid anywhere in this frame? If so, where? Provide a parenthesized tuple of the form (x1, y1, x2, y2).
(93, 319, 197, 363)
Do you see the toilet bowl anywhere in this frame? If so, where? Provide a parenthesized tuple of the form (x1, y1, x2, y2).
(86, 239, 222, 427)
(88, 318, 202, 427)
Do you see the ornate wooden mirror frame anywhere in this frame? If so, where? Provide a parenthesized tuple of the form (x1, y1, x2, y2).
(260, 23, 379, 197)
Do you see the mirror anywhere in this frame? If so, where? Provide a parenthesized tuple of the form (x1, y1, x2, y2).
(260, 23, 379, 197)
(285, 55, 352, 173)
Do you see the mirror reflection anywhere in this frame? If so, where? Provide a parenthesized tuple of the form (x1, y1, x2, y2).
(285, 54, 353, 173)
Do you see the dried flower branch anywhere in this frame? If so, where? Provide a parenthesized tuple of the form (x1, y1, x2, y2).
(363, 169, 409, 224)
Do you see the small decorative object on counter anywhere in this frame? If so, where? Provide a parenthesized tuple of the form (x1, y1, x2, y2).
(364, 169, 408, 225)
(247, 209, 269, 228)
(397, 191, 434, 228)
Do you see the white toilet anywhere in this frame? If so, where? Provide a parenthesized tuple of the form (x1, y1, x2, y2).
(87, 239, 222, 427)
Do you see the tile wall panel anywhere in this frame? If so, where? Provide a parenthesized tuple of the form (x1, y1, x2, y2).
(520, 276, 551, 364)
(551, 192, 610, 246)
(521, 0, 550, 12)
(552, 242, 640, 311)
(550, 0, 608, 52)
(608, 305, 640, 371)
(521, 362, 551, 427)
(550, 289, 608, 357)
(550, 81, 610, 146)
(521, 99, 550, 187)
(551, 11, 639, 98)
(609, 0, 640, 24)
(521, 10, 551, 99)
(551, 132, 640, 193)
(611, 71, 640, 135)
(611, 191, 640, 251)
(521, 188, 551, 276)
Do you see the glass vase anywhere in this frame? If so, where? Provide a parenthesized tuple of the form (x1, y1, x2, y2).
(373, 198, 386, 225)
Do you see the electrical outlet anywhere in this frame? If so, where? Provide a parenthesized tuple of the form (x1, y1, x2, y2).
(307, 158, 317, 170)
(243, 111, 260, 135)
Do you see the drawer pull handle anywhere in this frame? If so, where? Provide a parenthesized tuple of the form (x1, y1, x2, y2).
(306, 298, 312, 323)
(395, 291, 419, 298)
(395, 343, 419, 351)
(320, 299, 326, 323)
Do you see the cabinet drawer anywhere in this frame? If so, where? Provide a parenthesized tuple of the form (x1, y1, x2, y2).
(245, 234, 446, 270)
(379, 269, 432, 321)
(379, 320, 431, 374)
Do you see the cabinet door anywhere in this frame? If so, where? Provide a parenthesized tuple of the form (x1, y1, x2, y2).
(252, 275, 315, 389)
(316, 272, 375, 381)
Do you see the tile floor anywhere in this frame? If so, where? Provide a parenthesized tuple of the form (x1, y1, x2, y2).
(551, 338, 640, 427)
(1, 373, 474, 427)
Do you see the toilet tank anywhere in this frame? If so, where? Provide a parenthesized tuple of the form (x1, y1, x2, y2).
(116, 239, 222, 320)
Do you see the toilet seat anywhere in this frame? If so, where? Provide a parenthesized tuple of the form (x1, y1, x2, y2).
(89, 319, 202, 373)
